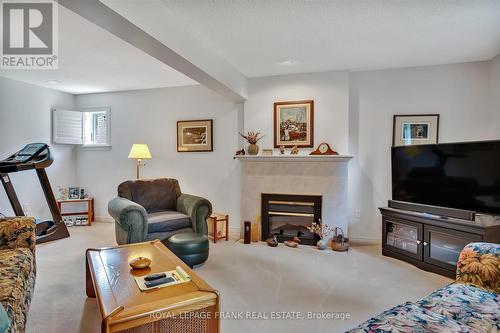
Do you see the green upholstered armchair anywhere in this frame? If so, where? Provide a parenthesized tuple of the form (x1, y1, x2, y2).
(108, 178, 212, 245)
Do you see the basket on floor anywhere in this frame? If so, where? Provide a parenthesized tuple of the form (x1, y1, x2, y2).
(331, 227, 349, 252)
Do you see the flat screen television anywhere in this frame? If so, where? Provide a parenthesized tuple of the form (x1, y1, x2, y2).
(392, 140, 500, 215)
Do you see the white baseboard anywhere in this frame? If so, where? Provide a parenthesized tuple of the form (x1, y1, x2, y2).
(349, 237, 380, 246)
(229, 227, 241, 240)
(95, 216, 114, 223)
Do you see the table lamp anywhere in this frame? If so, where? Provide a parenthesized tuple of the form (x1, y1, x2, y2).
(128, 144, 152, 179)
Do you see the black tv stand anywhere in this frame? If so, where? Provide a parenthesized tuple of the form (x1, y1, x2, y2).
(380, 206, 500, 278)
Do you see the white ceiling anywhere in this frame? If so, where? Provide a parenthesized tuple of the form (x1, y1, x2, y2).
(159, 0, 500, 77)
(0, 5, 197, 95)
(2, 1, 499, 95)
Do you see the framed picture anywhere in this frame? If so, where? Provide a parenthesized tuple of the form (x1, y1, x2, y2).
(274, 100, 314, 148)
(177, 119, 213, 152)
(68, 187, 80, 199)
(392, 114, 439, 147)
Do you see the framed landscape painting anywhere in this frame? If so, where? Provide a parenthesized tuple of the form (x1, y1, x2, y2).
(177, 119, 213, 152)
(393, 114, 439, 147)
(274, 100, 314, 148)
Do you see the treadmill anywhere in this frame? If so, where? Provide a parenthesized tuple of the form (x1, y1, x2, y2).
(0, 143, 70, 243)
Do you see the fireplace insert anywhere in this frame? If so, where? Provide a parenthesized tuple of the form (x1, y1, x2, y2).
(261, 193, 322, 245)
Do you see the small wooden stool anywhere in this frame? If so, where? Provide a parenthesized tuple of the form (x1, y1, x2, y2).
(207, 213, 229, 243)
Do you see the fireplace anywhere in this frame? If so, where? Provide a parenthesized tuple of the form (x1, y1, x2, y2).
(261, 193, 322, 245)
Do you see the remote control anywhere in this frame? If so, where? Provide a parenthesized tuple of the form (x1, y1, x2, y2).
(144, 277, 174, 288)
(144, 273, 167, 281)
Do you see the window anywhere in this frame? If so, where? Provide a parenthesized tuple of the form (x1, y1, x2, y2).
(53, 108, 110, 147)
(83, 110, 109, 146)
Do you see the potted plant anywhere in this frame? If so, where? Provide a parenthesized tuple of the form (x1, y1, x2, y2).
(307, 220, 333, 250)
(239, 131, 264, 155)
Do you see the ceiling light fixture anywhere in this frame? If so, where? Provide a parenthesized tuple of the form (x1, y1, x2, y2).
(277, 58, 297, 66)
(46, 80, 61, 84)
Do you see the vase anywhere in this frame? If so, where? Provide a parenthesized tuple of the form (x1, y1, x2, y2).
(247, 144, 259, 155)
(317, 238, 328, 250)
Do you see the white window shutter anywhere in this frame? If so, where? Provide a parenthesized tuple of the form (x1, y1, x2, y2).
(52, 109, 83, 144)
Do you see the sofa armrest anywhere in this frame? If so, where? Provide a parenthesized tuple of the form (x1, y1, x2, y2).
(108, 197, 148, 244)
(0, 217, 36, 254)
(177, 194, 212, 235)
(456, 242, 500, 292)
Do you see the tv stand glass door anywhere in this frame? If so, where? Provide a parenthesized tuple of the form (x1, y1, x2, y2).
(423, 225, 481, 272)
(383, 219, 423, 260)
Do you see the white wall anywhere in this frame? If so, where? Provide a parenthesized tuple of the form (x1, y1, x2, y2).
(0, 77, 76, 219)
(490, 54, 500, 122)
(244, 71, 350, 154)
(348, 61, 499, 240)
(1, 57, 498, 240)
(74, 85, 243, 233)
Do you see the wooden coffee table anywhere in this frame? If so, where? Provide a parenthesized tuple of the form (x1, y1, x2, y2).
(85, 240, 220, 333)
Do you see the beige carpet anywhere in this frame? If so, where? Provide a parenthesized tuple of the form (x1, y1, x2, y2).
(26, 222, 452, 333)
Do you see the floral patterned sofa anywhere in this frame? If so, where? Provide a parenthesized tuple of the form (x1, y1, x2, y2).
(347, 242, 499, 332)
(0, 217, 36, 333)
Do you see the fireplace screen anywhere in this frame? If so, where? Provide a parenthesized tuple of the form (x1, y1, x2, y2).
(261, 194, 322, 245)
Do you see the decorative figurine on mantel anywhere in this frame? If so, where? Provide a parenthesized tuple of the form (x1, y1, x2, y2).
(310, 142, 338, 155)
(279, 146, 285, 155)
(234, 148, 245, 157)
(290, 145, 299, 155)
(239, 131, 264, 155)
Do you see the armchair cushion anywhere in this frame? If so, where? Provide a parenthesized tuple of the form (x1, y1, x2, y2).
(0, 217, 36, 254)
(456, 242, 500, 292)
(0, 248, 35, 333)
(118, 178, 181, 213)
(417, 283, 500, 330)
(147, 211, 191, 233)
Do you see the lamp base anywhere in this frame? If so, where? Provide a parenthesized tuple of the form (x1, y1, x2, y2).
(136, 159, 145, 179)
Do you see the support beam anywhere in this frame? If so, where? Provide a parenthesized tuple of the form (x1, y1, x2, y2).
(59, 0, 247, 102)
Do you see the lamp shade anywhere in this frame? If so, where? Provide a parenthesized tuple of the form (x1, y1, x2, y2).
(128, 144, 152, 159)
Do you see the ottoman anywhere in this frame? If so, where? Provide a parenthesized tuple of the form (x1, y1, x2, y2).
(166, 233, 209, 267)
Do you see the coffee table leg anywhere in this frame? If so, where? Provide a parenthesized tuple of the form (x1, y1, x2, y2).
(86, 255, 96, 298)
(101, 320, 109, 333)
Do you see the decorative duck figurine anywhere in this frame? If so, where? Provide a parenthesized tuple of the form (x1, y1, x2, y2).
(267, 235, 278, 247)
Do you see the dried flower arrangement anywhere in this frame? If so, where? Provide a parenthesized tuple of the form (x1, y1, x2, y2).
(307, 219, 333, 239)
(239, 131, 264, 144)
(58, 186, 69, 200)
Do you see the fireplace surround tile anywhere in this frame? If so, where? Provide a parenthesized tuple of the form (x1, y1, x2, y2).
(240, 160, 350, 237)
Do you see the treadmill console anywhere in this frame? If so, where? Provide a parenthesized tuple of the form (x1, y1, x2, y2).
(0, 143, 52, 172)
(13, 143, 48, 163)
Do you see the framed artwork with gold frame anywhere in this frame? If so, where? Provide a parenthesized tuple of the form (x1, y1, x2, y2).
(274, 100, 314, 148)
(177, 119, 213, 152)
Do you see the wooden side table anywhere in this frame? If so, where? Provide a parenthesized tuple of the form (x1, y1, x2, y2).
(207, 213, 229, 243)
(56, 197, 94, 226)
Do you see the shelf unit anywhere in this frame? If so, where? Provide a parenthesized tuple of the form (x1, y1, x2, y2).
(57, 197, 94, 226)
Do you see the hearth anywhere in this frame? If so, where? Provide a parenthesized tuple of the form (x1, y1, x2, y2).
(261, 193, 322, 245)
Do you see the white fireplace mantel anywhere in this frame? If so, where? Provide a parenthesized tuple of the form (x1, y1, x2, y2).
(234, 155, 353, 162)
